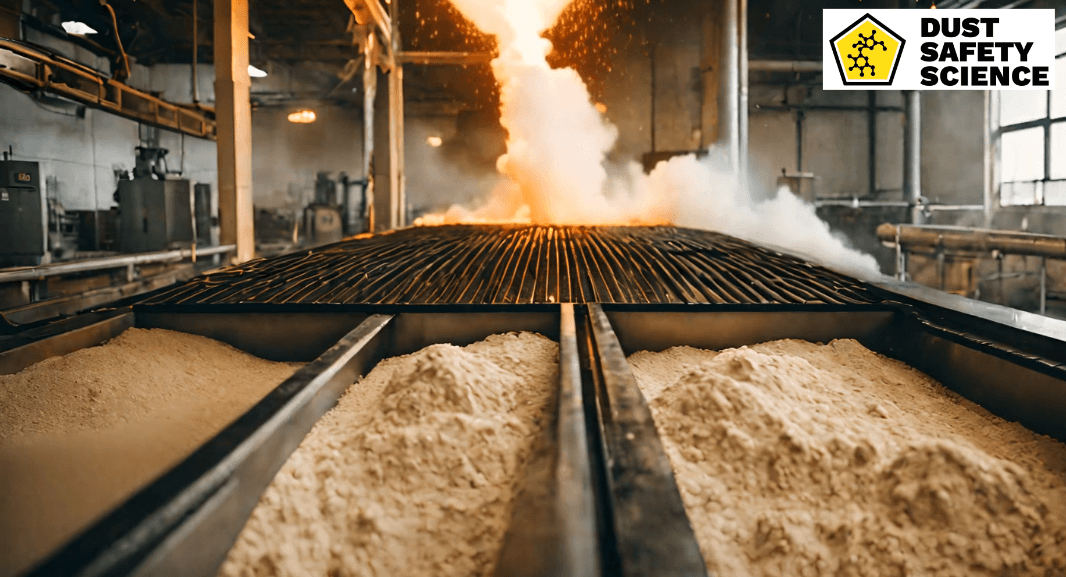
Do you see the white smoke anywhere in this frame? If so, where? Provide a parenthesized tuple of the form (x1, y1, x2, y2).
(435, 0, 881, 278)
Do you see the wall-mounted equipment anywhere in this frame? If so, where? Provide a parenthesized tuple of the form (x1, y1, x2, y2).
(0, 159, 47, 267)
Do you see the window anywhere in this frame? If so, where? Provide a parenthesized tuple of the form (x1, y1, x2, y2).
(998, 27, 1066, 206)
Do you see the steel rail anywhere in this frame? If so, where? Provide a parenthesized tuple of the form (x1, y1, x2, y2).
(0, 245, 235, 283)
(583, 304, 707, 576)
(26, 314, 393, 577)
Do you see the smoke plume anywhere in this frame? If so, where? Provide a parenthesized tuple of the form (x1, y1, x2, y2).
(436, 0, 881, 277)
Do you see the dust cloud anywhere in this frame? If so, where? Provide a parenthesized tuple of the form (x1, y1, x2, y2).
(426, 0, 880, 277)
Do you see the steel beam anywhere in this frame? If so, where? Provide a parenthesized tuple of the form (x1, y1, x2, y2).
(343, 0, 391, 45)
(398, 51, 493, 65)
(214, 0, 256, 263)
(0, 40, 215, 140)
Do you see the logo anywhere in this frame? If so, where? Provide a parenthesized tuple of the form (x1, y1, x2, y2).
(824, 9, 1055, 91)
(830, 14, 905, 86)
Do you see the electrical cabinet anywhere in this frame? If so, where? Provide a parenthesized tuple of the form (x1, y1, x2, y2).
(117, 179, 195, 253)
(0, 160, 46, 267)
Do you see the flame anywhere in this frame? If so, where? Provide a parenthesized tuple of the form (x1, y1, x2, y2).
(422, 0, 672, 226)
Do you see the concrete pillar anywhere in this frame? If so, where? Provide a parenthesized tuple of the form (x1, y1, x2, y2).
(214, 0, 255, 262)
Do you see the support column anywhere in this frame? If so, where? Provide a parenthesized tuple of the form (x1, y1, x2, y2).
(214, 0, 255, 262)
(718, 0, 739, 177)
(388, 0, 405, 229)
(363, 40, 377, 233)
(904, 90, 923, 225)
(373, 67, 392, 232)
(737, 0, 748, 192)
(984, 90, 999, 229)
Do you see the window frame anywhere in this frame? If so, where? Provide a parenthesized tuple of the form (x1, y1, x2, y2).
(997, 50, 1066, 206)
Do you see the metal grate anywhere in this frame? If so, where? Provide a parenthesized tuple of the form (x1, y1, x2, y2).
(140, 225, 881, 306)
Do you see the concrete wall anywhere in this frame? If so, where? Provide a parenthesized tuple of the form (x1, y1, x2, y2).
(0, 84, 217, 212)
(250, 105, 364, 212)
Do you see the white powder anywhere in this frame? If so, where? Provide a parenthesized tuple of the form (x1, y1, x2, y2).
(0, 328, 298, 577)
(630, 339, 1066, 576)
(220, 332, 559, 577)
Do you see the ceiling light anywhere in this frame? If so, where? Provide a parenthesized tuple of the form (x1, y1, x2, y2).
(427, 136, 443, 147)
(61, 21, 97, 35)
(288, 110, 317, 124)
(248, 65, 268, 78)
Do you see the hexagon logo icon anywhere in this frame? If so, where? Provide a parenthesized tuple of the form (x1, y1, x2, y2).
(830, 14, 905, 86)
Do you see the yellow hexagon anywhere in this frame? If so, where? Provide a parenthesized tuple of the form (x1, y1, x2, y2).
(830, 14, 905, 85)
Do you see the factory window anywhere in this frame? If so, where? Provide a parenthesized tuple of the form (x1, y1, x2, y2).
(998, 27, 1066, 206)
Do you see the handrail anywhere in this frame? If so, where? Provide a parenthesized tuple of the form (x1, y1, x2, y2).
(0, 245, 235, 283)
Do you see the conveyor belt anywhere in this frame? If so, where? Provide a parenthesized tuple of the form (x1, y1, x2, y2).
(140, 225, 880, 306)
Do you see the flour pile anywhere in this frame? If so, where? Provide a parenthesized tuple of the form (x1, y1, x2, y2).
(0, 328, 298, 577)
(630, 339, 1066, 576)
(219, 332, 558, 577)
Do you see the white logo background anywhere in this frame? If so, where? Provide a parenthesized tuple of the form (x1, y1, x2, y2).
(823, 9, 1056, 91)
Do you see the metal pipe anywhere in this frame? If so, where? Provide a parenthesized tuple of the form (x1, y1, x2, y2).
(719, 0, 739, 175)
(877, 223, 1066, 259)
(748, 59, 822, 73)
(191, 0, 199, 104)
(867, 92, 877, 196)
(737, 0, 749, 192)
(904, 90, 924, 225)
(0, 245, 235, 283)
(1041, 257, 1048, 315)
(985, 90, 1001, 228)
(398, 51, 492, 65)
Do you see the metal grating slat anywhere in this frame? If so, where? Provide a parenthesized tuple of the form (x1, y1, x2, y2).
(141, 225, 883, 306)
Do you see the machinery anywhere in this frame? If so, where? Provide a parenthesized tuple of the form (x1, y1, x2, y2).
(302, 172, 345, 246)
(116, 147, 205, 253)
(5, 224, 1066, 577)
(0, 158, 47, 267)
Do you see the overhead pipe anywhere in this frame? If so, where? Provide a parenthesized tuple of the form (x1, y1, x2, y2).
(748, 59, 822, 73)
(877, 224, 1066, 259)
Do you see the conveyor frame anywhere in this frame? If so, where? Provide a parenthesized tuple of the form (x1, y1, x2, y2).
(3, 278, 1066, 577)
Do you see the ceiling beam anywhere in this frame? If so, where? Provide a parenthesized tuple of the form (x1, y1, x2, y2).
(342, 0, 390, 45)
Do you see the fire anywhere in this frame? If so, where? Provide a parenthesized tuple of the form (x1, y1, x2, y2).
(421, 0, 672, 226)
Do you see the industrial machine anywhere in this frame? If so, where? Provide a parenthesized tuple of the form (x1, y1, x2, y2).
(5, 225, 1066, 577)
(116, 147, 196, 253)
(0, 159, 47, 267)
(302, 172, 345, 245)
